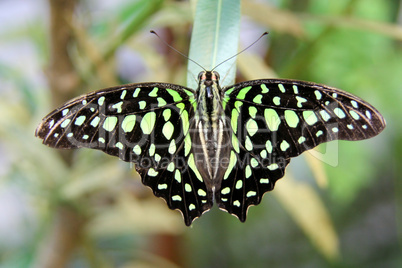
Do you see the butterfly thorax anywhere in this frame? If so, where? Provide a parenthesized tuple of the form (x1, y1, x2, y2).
(191, 71, 231, 192)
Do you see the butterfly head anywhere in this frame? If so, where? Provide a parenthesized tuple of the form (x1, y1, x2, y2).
(198, 71, 220, 87)
(196, 71, 223, 114)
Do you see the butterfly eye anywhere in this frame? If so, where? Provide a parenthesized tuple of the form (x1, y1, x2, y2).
(198, 71, 204, 80)
(212, 71, 220, 80)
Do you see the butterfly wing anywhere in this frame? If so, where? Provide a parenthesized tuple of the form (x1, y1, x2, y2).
(35, 82, 212, 226)
(218, 79, 385, 221)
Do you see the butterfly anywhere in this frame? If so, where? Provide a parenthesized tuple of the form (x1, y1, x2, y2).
(35, 70, 386, 226)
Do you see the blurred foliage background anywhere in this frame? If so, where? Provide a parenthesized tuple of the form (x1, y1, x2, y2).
(0, 0, 400, 267)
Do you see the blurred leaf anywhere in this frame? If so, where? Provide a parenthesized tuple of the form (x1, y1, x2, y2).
(304, 152, 329, 189)
(0, 63, 38, 114)
(71, 21, 118, 87)
(243, 1, 305, 38)
(150, 1, 193, 29)
(89, 192, 184, 236)
(273, 174, 339, 261)
(0, 100, 68, 188)
(121, 251, 180, 268)
(103, 0, 164, 60)
(299, 13, 402, 41)
(237, 52, 278, 79)
(187, 0, 241, 88)
(61, 159, 126, 200)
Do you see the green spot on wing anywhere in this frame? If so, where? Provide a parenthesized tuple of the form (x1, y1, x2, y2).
(112, 101, 123, 113)
(163, 109, 171, 121)
(158, 183, 167, 189)
(185, 183, 192, 192)
(246, 191, 256, 197)
(139, 101, 146, 109)
(236, 86, 252, 100)
(266, 140, 273, 153)
(133, 88, 140, 98)
(223, 151, 237, 180)
(280, 140, 290, 151)
(168, 139, 176, 154)
(103, 116, 118, 131)
(314, 90, 322, 100)
(246, 119, 258, 136)
(298, 136, 306, 144)
(260, 84, 269, 93)
(320, 110, 331, 121)
(303, 111, 318, 125)
(98, 96, 105, 106)
(174, 169, 181, 183)
(149, 143, 155, 156)
(334, 108, 346, 119)
(278, 83, 286, 93)
(260, 178, 270, 184)
(296, 96, 307, 108)
(162, 121, 174, 140)
(74, 116, 86, 126)
(234, 101, 243, 110)
(181, 110, 190, 134)
(349, 110, 360, 120)
(157, 97, 167, 107)
(188, 154, 203, 182)
(245, 165, 252, 178)
(264, 109, 280, 131)
(176, 102, 185, 112)
(253, 94, 263, 104)
(148, 87, 158, 97)
(221, 187, 230, 195)
(90, 117, 100, 127)
(61, 119, 71, 128)
(225, 87, 235, 95)
(172, 195, 182, 201)
(232, 134, 240, 153)
(231, 108, 239, 133)
(273, 96, 281, 106)
(166, 89, 183, 102)
(140, 112, 156, 134)
(235, 180, 243, 189)
(284, 110, 299, 128)
(120, 90, 127, 99)
(250, 157, 259, 168)
(184, 135, 192, 156)
(115, 142, 123, 150)
(245, 136, 253, 151)
(198, 189, 207, 196)
(268, 163, 278, 170)
(167, 162, 175, 172)
(122, 115, 136, 132)
(249, 106, 257, 118)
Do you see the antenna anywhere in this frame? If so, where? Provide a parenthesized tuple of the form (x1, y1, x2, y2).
(150, 30, 206, 72)
(211, 32, 268, 72)
(151, 30, 268, 72)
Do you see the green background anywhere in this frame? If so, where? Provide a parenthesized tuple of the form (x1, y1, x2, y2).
(0, 0, 400, 267)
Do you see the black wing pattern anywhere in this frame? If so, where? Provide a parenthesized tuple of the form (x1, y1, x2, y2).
(218, 79, 386, 221)
(35, 83, 212, 225)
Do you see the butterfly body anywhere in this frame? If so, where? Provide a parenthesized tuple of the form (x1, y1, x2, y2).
(36, 71, 385, 226)
(193, 71, 230, 194)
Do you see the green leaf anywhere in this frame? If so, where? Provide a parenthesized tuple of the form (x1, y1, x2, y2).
(273, 174, 339, 261)
(187, 0, 241, 88)
(103, 0, 164, 60)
